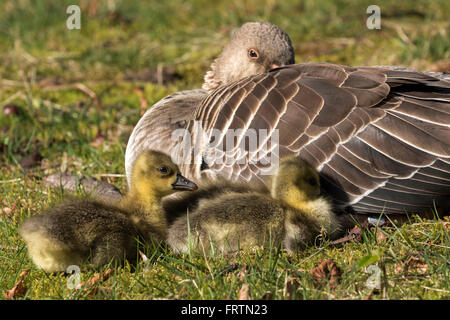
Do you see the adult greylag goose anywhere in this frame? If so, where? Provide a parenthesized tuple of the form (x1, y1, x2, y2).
(125, 22, 295, 185)
(177, 63, 450, 215)
(126, 22, 450, 216)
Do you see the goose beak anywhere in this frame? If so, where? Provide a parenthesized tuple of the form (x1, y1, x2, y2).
(270, 64, 281, 70)
(172, 173, 198, 191)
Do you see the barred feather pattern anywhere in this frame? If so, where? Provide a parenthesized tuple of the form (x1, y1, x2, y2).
(179, 63, 450, 214)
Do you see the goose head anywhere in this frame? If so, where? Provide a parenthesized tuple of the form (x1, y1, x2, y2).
(203, 21, 295, 91)
(270, 156, 321, 210)
(129, 150, 198, 202)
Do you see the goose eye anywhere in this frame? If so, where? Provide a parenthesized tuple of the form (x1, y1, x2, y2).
(248, 49, 258, 59)
(158, 166, 169, 174)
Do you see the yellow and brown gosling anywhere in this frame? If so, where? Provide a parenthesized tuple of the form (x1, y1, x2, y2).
(167, 156, 341, 254)
(19, 150, 197, 272)
(162, 177, 270, 224)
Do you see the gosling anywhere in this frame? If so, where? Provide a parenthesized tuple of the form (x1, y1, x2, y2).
(19, 150, 197, 272)
(167, 156, 341, 254)
(162, 177, 269, 224)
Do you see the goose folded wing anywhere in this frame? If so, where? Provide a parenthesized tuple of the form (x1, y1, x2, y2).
(190, 63, 450, 214)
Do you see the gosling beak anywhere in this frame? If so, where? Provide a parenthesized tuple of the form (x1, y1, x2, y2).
(172, 173, 198, 191)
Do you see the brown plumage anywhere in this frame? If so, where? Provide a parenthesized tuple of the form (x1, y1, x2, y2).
(126, 22, 450, 216)
(167, 156, 341, 254)
(19, 150, 197, 272)
(178, 63, 450, 215)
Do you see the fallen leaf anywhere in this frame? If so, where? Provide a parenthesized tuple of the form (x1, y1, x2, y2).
(404, 256, 429, 275)
(238, 283, 251, 300)
(375, 229, 389, 243)
(310, 259, 342, 288)
(395, 255, 429, 276)
(331, 224, 364, 245)
(5, 270, 29, 299)
(72, 268, 114, 298)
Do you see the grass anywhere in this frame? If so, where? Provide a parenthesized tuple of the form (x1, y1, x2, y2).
(1, 0, 449, 300)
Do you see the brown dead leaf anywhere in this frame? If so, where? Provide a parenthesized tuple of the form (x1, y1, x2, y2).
(73, 268, 114, 298)
(395, 255, 429, 276)
(332, 224, 364, 245)
(238, 283, 251, 300)
(310, 259, 342, 288)
(5, 270, 29, 299)
(404, 256, 429, 275)
(375, 229, 389, 243)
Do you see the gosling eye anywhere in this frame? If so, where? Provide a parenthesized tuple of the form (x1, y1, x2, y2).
(158, 166, 170, 174)
(307, 177, 317, 186)
(248, 48, 259, 59)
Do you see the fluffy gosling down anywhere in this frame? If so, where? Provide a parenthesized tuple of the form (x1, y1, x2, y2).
(167, 156, 341, 254)
(19, 150, 197, 272)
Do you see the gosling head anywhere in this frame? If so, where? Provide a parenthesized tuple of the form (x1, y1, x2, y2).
(271, 156, 320, 209)
(203, 21, 295, 91)
(130, 150, 198, 200)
